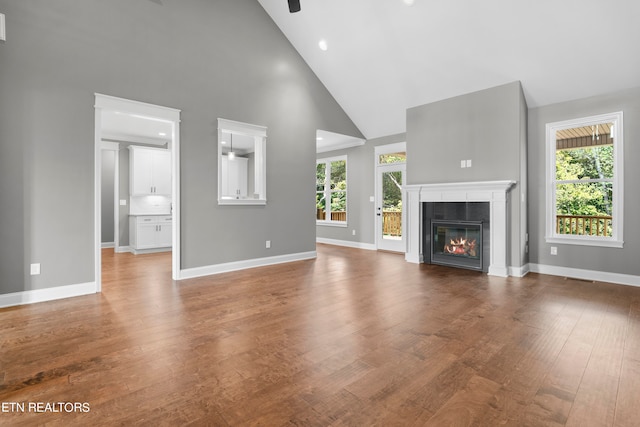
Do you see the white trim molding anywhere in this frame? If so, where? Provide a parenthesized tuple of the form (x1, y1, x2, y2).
(316, 238, 376, 251)
(529, 263, 640, 288)
(178, 251, 317, 280)
(404, 180, 516, 277)
(95, 93, 182, 287)
(0, 282, 97, 309)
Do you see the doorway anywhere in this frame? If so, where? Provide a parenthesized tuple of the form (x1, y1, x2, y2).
(375, 143, 406, 253)
(94, 94, 181, 291)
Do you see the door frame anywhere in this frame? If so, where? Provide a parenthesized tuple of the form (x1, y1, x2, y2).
(374, 142, 406, 252)
(100, 141, 120, 251)
(94, 94, 181, 291)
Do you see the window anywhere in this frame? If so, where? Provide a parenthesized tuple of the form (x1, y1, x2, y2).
(217, 118, 267, 205)
(546, 111, 623, 247)
(316, 156, 347, 225)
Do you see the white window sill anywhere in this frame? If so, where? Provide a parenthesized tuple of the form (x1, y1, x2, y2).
(545, 235, 624, 248)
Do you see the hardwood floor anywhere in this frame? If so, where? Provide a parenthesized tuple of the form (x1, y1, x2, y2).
(1, 244, 640, 426)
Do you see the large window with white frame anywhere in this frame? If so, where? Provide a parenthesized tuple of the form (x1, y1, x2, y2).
(545, 111, 623, 247)
(316, 156, 347, 225)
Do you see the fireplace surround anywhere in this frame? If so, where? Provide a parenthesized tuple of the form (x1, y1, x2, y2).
(404, 180, 516, 277)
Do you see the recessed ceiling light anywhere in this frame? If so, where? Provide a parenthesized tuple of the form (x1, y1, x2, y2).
(316, 137, 323, 141)
(403, 0, 415, 5)
(318, 39, 328, 51)
(158, 132, 167, 136)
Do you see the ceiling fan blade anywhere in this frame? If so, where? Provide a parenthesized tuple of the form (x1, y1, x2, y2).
(288, 0, 301, 13)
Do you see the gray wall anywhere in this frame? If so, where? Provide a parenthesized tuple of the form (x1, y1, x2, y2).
(316, 133, 406, 246)
(406, 81, 528, 268)
(101, 150, 115, 244)
(528, 87, 640, 275)
(0, 0, 362, 295)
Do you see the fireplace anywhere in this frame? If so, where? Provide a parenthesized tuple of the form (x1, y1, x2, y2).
(431, 220, 483, 271)
(404, 180, 516, 277)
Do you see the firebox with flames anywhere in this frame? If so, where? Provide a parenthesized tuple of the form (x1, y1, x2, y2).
(444, 237, 477, 257)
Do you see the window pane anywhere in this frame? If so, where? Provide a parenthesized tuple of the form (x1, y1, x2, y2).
(330, 191, 346, 222)
(555, 182, 613, 236)
(379, 152, 406, 164)
(316, 163, 326, 185)
(556, 145, 613, 181)
(330, 160, 346, 189)
(316, 192, 326, 220)
(382, 171, 402, 210)
(556, 182, 613, 216)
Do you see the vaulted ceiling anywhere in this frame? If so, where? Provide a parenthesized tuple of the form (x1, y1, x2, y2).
(258, 0, 640, 140)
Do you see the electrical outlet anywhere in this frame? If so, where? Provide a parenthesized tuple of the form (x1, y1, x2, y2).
(550, 246, 558, 255)
(266, 240, 271, 249)
(30, 263, 41, 275)
(466, 159, 472, 168)
(352, 229, 356, 236)
(120, 199, 127, 206)
(460, 160, 466, 168)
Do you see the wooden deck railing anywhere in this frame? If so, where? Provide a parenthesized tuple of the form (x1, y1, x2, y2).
(316, 210, 347, 222)
(383, 211, 402, 236)
(331, 211, 347, 222)
(316, 211, 402, 236)
(556, 215, 612, 237)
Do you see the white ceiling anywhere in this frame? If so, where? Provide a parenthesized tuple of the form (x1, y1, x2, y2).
(316, 129, 365, 153)
(258, 0, 640, 139)
(102, 110, 172, 146)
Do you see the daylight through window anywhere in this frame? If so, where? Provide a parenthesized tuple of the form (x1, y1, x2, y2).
(546, 112, 623, 247)
(316, 157, 347, 225)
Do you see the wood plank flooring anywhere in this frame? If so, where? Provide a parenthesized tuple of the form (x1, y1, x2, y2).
(2, 244, 640, 426)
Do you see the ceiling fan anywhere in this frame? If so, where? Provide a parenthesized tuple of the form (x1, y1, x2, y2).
(288, 0, 301, 13)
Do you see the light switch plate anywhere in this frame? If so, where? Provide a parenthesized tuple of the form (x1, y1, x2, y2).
(119, 199, 127, 206)
(30, 263, 41, 275)
(466, 159, 472, 167)
(460, 160, 466, 168)
(0, 14, 5, 41)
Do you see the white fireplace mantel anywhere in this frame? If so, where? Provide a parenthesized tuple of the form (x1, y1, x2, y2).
(404, 180, 516, 277)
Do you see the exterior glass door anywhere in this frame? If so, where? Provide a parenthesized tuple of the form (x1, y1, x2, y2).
(376, 164, 405, 252)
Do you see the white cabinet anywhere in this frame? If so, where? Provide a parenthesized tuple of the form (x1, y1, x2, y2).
(129, 146, 171, 195)
(221, 155, 248, 199)
(130, 215, 172, 253)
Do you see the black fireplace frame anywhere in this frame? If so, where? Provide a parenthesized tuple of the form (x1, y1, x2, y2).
(430, 219, 483, 271)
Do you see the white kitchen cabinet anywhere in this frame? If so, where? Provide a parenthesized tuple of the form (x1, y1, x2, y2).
(129, 215, 172, 253)
(220, 155, 248, 199)
(129, 146, 171, 195)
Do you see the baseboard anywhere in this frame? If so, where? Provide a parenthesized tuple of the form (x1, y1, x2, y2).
(529, 263, 640, 287)
(509, 264, 530, 278)
(316, 238, 376, 251)
(130, 247, 171, 255)
(115, 246, 131, 253)
(0, 281, 97, 308)
(101, 242, 115, 248)
(178, 251, 317, 280)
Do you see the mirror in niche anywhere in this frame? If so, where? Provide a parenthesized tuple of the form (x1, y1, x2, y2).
(217, 118, 267, 205)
